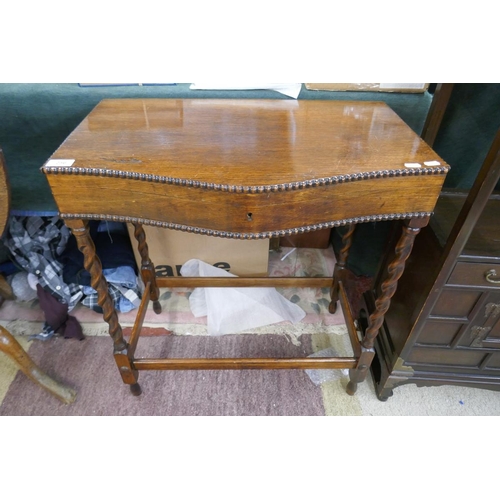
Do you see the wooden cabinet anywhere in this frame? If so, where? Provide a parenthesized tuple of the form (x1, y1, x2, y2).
(367, 129, 500, 400)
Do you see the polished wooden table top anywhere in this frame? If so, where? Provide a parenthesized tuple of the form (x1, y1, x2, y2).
(47, 98, 446, 184)
(43, 99, 450, 238)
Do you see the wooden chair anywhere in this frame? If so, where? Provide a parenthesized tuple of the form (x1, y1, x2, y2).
(0, 148, 76, 404)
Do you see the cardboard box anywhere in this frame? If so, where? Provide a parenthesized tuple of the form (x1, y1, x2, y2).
(127, 225, 269, 278)
(305, 83, 429, 93)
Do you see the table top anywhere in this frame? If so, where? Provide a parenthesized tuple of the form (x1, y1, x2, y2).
(43, 99, 450, 237)
(46, 98, 448, 186)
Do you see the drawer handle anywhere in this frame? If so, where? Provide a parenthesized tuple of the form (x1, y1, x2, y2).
(485, 269, 500, 284)
(470, 325, 491, 347)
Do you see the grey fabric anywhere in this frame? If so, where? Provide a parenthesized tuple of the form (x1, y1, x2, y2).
(4, 215, 83, 309)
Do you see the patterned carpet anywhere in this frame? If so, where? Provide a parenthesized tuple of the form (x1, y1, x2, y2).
(1, 246, 499, 415)
(0, 246, 343, 336)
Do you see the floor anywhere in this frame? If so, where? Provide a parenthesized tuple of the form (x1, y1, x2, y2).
(2, 246, 500, 415)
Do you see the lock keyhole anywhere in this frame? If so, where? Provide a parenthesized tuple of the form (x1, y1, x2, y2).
(247, 212, 253, 221)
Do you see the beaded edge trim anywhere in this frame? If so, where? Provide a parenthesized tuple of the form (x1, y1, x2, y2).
(42, 166, 449, 193)
(60, 212, 433, 240)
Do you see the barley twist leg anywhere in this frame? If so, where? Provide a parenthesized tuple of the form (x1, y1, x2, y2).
(329, 224, 356, 313)
(132, 222, 162, 314)
(65, 219, 141, 395)
(346, 220, 423, 395)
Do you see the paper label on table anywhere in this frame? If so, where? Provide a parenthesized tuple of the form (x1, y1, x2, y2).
(404, 162, 422, 168)
(45, 159, 75, 167)
(423, 161, 441, 166)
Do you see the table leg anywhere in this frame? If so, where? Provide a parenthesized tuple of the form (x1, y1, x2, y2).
(131, 222, 162, 314)
(65, 219, 141, 395)
(329, 224, 356, 313)
(346, 218, 427, 395)
(0, 325, 77, 404)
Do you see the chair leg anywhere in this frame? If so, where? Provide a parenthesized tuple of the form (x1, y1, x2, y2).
(0, 325, 77, 404)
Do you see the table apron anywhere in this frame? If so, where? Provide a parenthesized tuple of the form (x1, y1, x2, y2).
(47, 173, 445, 235)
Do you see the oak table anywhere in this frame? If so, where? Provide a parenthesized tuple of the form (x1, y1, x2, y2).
(42, 98, 449, 397)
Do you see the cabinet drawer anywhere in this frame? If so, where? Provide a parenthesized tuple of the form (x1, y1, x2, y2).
(448, 262, 500, 289)
(407, 347, 484, 367)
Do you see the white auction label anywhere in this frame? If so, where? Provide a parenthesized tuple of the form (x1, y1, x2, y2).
(404, 162, 422, 168)
(45, 159, 75, 167)
(423, 161, 441, 166)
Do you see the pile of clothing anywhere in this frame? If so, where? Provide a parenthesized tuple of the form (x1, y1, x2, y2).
(2, 216, 142, 341)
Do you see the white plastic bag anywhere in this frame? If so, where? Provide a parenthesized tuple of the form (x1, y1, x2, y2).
(305, 348, 349, 386)
(180, 259, 306, 336)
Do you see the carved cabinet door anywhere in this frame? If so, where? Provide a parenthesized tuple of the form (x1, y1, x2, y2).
(463, 291, 500, 349)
